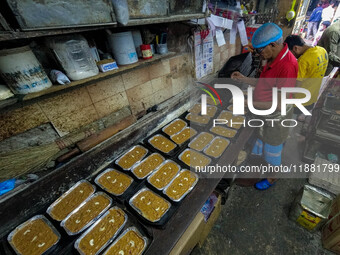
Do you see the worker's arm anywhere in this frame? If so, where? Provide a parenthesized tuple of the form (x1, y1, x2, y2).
(231, 71, 257, 86)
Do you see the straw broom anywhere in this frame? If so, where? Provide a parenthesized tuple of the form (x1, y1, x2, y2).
(0, 129, 95, 180)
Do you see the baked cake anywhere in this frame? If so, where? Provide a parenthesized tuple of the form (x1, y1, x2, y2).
(76, 208, 126, 255)
(188, 132, 214, 151)
(204, 137, 230, 158)
(217, 111, 245, 129)
(132, 153, 164, 179)
(163, 119, 187, 136)
(206, 97, 220, 106)
(171, 127, 197, 145)
(48, 181, 95, 221)
(9, 216, 59, 255)
(185, 113, 210, 125)
(62, 193, 111, 235)
(131, 189, 170, 222)
(96, 169, 133, 196)
(210, 126, 237, 138)
(189, 104, 217, 117)
(103, 228, 146, 255)
(149, 134, 177, 154)
(164, 170, 198, 201)
(116, 145, 148, 170)
(148, 161, 180, 190)
(179, 149, 211, 168)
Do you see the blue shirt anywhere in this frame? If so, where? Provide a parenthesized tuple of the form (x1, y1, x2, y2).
(309, 6, 323, 22)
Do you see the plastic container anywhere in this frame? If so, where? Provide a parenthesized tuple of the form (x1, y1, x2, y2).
(46, 35, 99, 81)
(141, 44, 153, 60)
(107, 32, 138, 65)
(0, 46, 52, 94)
(156, 43, 168, 55)
(132, 30, 143, 58)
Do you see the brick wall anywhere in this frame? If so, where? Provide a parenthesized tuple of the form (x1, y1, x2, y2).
(0, 31, 240, 142)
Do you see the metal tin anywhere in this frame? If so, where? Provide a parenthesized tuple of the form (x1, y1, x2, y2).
(189, 104, 217, 115)
(203, 136, 230, 159)
(170, 127, 197, 145)
(147, 160, 181, 191)
(103, 226, 148, 255)
(217, 110, 246, 128)
(178, 148, 212, 168)
(226, 105, 248, 115)
(8, 215, 61, 255)
(185, 113, 210, 126)
(209, 126, 238, 139)
(74, 207, 128, 255)
(115, 145, 148, 171)
(131, 153, 165, 180)
(47, 180, 96, 221)
(94, 168, 133, 196)
(163, 170, 199, 202)
(61, 192, 113, 236)
(129, 188, 171, 223)
(289, 185, 333, 231)
(188, 132, 215, 152)
(148, 134, 177, 154)
(162, 118, 187, 136)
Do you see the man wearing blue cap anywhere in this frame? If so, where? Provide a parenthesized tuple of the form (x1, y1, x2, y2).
(231, 23, 298, 190)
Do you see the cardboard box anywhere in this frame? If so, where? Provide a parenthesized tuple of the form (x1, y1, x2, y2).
(170, 195, 222, 255)
(198, 195, 222, 247)
(97, 59, 118, 72)
(330, 195, 340, 219)
(169, 211, 205, 255)
(322, 213, 340, 254)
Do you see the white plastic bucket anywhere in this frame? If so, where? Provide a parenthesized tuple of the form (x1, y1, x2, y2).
(108, 32, 138, 65)
(0, 46, 52, 94)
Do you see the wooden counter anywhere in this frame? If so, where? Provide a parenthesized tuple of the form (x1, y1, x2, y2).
(0, 86, 255, 254)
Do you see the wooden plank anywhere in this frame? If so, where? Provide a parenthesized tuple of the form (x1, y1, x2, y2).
(0, 52, 175, 112)
(0, 88, 192, 239)
(0, 12, 11, 31)
(0, 14, 205, 42)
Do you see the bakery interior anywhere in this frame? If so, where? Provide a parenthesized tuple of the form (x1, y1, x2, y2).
(0, 0, 340, 254)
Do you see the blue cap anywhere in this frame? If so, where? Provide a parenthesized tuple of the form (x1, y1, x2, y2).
(252, 23, 283, 48)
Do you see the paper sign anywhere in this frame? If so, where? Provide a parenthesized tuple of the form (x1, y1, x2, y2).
(237, 20, 249, 46)
(216, 29, 226, 47)
(223, 19, 233, 29)
(194, 30, 214, 79)
(209, 14, 224, 27)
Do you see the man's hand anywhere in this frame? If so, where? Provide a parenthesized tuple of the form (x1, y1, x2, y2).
(231, 71, 246, 81)
(231, 71, 257, 86)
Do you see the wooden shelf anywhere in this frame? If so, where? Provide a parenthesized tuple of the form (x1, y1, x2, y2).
(0, 52, 176, 111)
(0, 13, 205, 42)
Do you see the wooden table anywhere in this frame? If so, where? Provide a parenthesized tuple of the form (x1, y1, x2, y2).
(146, 126, 254, 254)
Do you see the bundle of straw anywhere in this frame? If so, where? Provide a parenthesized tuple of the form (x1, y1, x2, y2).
(0, 129, 95, 180)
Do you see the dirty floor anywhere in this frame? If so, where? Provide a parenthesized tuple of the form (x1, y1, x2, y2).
(192, 123, 334, 255)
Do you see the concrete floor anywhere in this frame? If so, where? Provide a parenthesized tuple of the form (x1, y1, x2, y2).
(192, 123, 334, 255)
